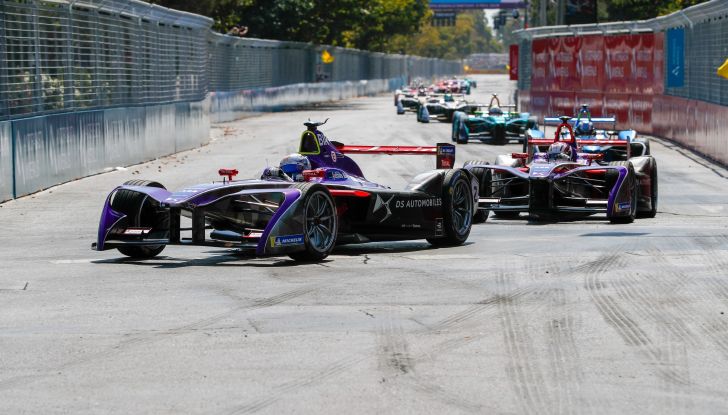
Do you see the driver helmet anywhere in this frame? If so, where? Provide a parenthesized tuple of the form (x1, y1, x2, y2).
(279, 153, 311, 181)
(488, 107, 503, 116)
(547, 142, 572, 161)
(575, 121, 593, 136)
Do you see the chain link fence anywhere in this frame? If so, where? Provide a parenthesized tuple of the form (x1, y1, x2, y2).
(207, 34, 460, 91)
(0, 0, 210, 120)
(1, 0, 461, 122)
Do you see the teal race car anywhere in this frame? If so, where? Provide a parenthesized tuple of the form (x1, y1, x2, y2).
(451, 94, 538, 145)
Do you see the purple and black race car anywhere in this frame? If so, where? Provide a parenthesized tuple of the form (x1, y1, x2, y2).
(92, 120, 475, 261)
(463, 116, 658, 223)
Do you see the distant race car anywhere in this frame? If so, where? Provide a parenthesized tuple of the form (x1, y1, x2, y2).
(451, 94, 538, 145)
(395, 85, 430, 114)
(432, 78, 471, 95)
(416, 93, 478, 123)
(93, 120, 475, 261)
(463, 116, 658, 223)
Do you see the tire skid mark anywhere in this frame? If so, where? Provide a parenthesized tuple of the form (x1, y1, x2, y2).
(231, 312, 485, 414)
(378, 314, 413, 375)
(652, 250, 728, 358)
(0, 285, 318, 391)
(584, 251, 691, 386)
(662, 331, 695, 414)
(496, 271, 551, 415)
(228, 353, 371, 415)
(407, 380, 486, 413)
(613, 271, 698, 348)
(426, 286, 532, 333)
(545, 287, 592, 415)
(376, 314, 486, 412)
(422, 259, 571, 335)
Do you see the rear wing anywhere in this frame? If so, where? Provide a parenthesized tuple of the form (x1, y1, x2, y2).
(527, 139, 629, 146)
(543, 117, 616, 125)
(334, 142, 456, 169)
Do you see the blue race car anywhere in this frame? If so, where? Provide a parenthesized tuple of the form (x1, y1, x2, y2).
(93, 120, 475, 261)
(452, 94, 538, 145)
(463, 116, 657, 223)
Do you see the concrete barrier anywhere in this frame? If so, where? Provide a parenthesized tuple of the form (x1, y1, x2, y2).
(0, 122, 12, 201)
(6, 99, 210, 200)
(210, 77, 405, 123)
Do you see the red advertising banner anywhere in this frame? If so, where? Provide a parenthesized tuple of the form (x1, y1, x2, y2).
(632, 34, 654, 94)
(524, 32, 667, 129)
(530, 33, 663, 95)
(509, 44, 519, 80)
(578, 35, 605, 92)
(604, 35, 632, 93)
(653, 32, 665, 95)
(549, 36, 580, 91)
(530, 38, 549, 91)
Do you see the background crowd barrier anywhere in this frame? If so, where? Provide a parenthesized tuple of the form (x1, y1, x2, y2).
(515, 0, 728, 166)
(0, 0, 460, 201)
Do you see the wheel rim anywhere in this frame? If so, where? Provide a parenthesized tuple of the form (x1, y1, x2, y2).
(304, 192, 336, 253)
(451, 179, 473, 235)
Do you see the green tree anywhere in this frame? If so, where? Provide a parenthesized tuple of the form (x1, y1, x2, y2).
(604, 0, 708, 21)
(387, 11, 502, 59)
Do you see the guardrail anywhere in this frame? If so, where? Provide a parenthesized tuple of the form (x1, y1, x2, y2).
(514, 0, 728, 166)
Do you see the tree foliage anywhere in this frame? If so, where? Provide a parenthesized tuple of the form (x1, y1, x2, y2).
(150, 0, 428, 48)
(384, 11, 502, 59)
(604, 0, 708, 21)
(149, 1, 499, 58)
(523, 0, 710, 26)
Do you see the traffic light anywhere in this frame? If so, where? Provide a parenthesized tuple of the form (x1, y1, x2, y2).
(494, 10, 508, 30)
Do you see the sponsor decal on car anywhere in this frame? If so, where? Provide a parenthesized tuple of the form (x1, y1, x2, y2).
(123, 227, 152, 235)
(437, 145, 455, 155)
(271, 234, 305, 247)
(330, 151, 337, 163)
(617, 202, 631, 211)
(326, 169, 346, 180)
(395, 198, 442, 209)
(373, 194, 394, 222)
(435, 218, 444, 236)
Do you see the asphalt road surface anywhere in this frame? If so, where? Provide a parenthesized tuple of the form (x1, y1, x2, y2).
(2, 75, 728, 414)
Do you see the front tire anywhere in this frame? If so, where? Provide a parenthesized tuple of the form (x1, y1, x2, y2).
(288, 183, 338, 261)
(112, 180, 168, 258)
(427, 170, 474, 246)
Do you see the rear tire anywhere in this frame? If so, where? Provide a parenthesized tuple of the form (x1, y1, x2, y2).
(288, 183, 338, 261)
(463, 161, 491, 224)
(427, 170, 474, 246)
(637, 159, 658, 218)
(113, 180, 168, 258)
(608, 161, 637, 224)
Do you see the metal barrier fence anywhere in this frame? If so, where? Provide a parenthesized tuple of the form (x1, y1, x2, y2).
(515, 0, 728, 107)
(0, 0, 211, 121)
(207, 33, 460, 91)
(1, 0, 461, 122)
